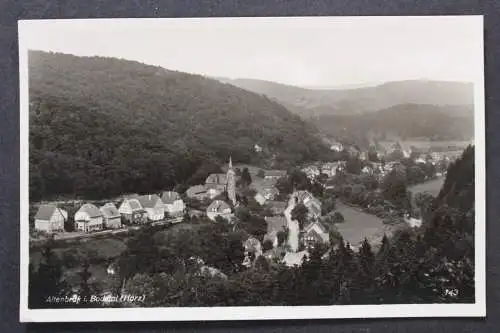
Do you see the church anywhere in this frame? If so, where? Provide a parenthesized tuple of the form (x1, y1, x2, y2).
(204, 156, 237, 205)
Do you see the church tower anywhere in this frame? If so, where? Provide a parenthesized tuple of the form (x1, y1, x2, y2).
(226, 156, 236, 205)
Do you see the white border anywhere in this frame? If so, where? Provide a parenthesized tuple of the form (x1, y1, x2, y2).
(18, 16, 486, 323)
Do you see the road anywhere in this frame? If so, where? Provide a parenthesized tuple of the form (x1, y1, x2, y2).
(284, 195, 299, 252)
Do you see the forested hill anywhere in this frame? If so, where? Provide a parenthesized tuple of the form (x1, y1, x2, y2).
(217, 77, 474, 117)
(436, 145, 475, 213)
(28, 51, 330, 201)
(311, 103, 474, 145)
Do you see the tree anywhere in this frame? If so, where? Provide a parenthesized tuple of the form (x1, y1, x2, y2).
(241, 167, 252, 187)
(78, 261, 93, 307)
(291, 203, 309, 230)
(345, 157, 362, 174)
(277, 228, 289, 246)
(29, 241, 69, 308)
(321, 197, 336, 215)
(262, 239, 274, 252)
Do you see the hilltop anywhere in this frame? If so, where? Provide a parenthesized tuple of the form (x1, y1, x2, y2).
(217, 77, 474, 117)
(29, 51, 330, 200)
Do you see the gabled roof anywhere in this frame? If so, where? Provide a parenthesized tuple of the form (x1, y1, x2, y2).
(137, 194, 161, 209)
(125, 198, 143, 211)
(161, 191, 181, 204)
(186, 185, 207, 196)
(264, 170, 287, 177)
(77, 203, 102, 218)
(265, 216, 287, 234)
(304, 220, 328, 235)
(34, 204, 65, 221)
(207, 200, 231, 213)
(100, 203, 120, 218)
(205, 173, 227, 185)
(269, 201, 287, 211)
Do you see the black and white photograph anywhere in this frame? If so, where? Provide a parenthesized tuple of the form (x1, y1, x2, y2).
(19, 16, 485, 322)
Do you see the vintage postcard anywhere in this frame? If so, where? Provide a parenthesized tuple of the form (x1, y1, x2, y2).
(19, 16, 485, 322)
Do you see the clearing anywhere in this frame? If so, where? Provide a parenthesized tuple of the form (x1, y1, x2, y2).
(335, 203, 395, 249)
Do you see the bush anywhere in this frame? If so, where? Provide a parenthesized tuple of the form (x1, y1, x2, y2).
(332, 212, 345, 223)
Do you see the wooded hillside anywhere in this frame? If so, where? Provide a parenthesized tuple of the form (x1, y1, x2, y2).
(29, 51, 330, 200)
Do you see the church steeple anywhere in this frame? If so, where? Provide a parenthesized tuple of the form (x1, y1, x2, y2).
(226, 155, 236, 206)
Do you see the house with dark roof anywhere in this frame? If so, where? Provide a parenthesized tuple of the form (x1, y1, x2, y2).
(161, 191, 185, 218)
(34, 204, 68, 233)
(118, 198, 147, 224)
(137, 194, 164, 221)
(75, 203, 104, 233)
(99, 203, 122, 229)
(206, 200, 232, 221)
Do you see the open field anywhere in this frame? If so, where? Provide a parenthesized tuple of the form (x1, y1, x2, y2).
(335, 203, 394, 248)
(409, 177, 445, 197)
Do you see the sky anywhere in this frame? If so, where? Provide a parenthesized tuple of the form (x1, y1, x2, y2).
(19, 16, 483, 87)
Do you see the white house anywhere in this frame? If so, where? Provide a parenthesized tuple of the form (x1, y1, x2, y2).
(137, 194, 165, 221)
(161, 191, 185, 218)
(303, 221, 330, 249)
(34, 204, 68, 233)
(118, 198, 147, 224)
(206, 200, 233, 221)
(74, 203, 104, 233)
(99, 203, 122, 229)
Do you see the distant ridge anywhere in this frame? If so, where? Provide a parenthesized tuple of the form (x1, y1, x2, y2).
(215, 77, 474, 117)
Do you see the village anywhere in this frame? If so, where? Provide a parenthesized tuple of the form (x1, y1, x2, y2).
(30, 139, 463, 272)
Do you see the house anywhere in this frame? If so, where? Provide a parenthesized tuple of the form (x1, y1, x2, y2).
(330, 142, 344, 152)
(205, 173, 227, 191)
(361, 165, 374, 175)
(99, 203, 122, 229)
(301, 165, 320, 180)
(161, 191, 185, 218)
(263, 170, 287, 180)
(242, 236, 263, 267)
(268, 201, 288, 216)
(206, 200, 233, 221)
(74, 203, 104, 233)
(118, 198, 147, 224)
(250, 180, 279, 204)
(137, 194, 165, 221)
(303, 221, 330, 249)
(34, 204, 68, 233)
(283, 251, 309, 267)
(264, 216, 287, 248)
(293, 190, 322, 219)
